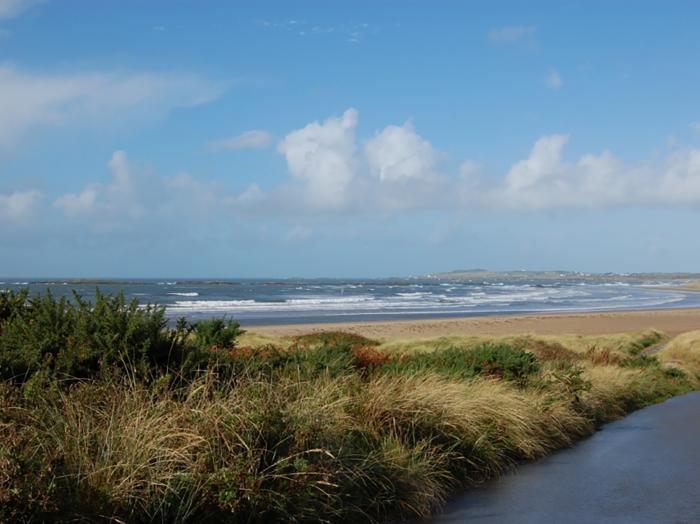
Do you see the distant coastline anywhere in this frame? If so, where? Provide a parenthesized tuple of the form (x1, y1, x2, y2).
(425, 269, 700, 282)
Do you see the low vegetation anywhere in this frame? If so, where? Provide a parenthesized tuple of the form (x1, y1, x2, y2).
(0, 290, 698, 522)
(657, 329, 700, 385)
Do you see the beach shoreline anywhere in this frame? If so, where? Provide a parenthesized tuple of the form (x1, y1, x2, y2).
(249, 306, 700, 339)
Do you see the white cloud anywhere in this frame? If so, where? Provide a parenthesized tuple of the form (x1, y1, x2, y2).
(488, 25, 536, 44)
(277, 108, 358, 209)
(0, 189, 40, 222)
(35, 111, 700, 232)
(0, 0, 42, 19)
(691, 122, 700, 134)
(54, 150, 141, 218)
(653, 149, 700, 205)
(365, 121, 437, 182)
(208, 130, 272, 151)
(546, 70, 563, 90)
(504, 134, 570, 193)
(52, 186, 99, 217)
(498, 134, 631, 210)
(491, 134, 700, 211)
(0, 66, 222, 148)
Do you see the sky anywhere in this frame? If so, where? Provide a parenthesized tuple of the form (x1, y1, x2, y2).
(1, 0, 700, 278)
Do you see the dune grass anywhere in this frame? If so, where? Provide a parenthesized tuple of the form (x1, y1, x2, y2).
(657, 329, 700, 385)
(0, 290, 697, 523)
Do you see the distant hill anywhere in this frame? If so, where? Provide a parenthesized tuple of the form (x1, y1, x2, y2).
(425, 270, 700, 281)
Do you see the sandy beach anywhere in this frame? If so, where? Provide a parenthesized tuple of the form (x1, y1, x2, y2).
(250, 307, 700, 339)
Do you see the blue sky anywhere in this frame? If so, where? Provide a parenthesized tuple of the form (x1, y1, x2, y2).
(1, 0, 700, 277)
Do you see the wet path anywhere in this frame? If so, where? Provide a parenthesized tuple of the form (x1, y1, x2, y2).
(432, 392, 700, 524)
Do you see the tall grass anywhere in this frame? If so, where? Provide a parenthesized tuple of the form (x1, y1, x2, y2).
(658, 329, 700, 385)
(0, 290, 696, 522)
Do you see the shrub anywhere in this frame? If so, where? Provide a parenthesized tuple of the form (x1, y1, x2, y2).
(621, 355, 659, 368)
(383, 343, 540, 382)
(193, 318, 243, 350)
(511, 336, 582, 362)
(0, 290, 243, 384)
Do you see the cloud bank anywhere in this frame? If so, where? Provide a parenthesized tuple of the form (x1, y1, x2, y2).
(16, 107, 700, 237)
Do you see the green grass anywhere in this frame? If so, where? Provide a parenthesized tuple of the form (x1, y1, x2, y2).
(0, 290, 697, 523)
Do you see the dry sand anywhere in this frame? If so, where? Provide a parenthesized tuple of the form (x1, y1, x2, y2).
(249, 308, 700, 340)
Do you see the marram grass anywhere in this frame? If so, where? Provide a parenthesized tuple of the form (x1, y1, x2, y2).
(0, 290, 698, 523)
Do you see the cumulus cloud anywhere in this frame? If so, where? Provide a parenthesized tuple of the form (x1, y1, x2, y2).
(486, 134, 700, 211)
(488, 25, 536, 44)
(277, 108, 359, 209)
(54, 151, 141, 218)
(653, 149, 700, 205)
(0, 0, 42, 19)
(30, 109, 700, 237)
(0, 189, 40, 222)
(261, 109, 700, 214)
(52, 186, 100, 217)
(208, 130, 272, 151)
(365, 122, 438, 182)
(546, 70, 563, 90)
(497, 135, 631, 210)
(504, 135, 570, 193)
(0, 66, 222, 148)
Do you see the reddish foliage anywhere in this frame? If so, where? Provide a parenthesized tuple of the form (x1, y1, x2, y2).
(227, 344, 280, 360)
(351, 345, 393, 369)
(586, 347, 624, 365)
(513, 337, 582, 361)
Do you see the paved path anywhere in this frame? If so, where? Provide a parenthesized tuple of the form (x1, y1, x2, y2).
(431, 392, 700, 524)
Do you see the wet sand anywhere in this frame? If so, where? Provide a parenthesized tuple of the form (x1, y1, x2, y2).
(249, 307, 700, 339)
(431, 392, 700, 523)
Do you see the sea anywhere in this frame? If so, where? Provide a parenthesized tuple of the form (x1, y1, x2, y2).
(2, 277, 700, 326)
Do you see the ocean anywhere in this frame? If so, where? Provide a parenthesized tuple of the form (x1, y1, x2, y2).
(2, 277, 699, 325)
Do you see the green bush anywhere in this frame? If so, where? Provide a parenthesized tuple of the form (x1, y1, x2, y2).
(193, 318, 243, 350)
(0, 289, 243, 384)
(621, 355, 659, 368)
(383, 343, 540, 382)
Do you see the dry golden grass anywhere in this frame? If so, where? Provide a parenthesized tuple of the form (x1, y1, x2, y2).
(360, 373, 590, 475)
(658, 329, 700, 383)
(1, 327, 694, 523)
(35, 382, 207, 520)
(235, 331, 295, 349)
(579, 365, 645, 421)
(375, 330, 661, 354)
